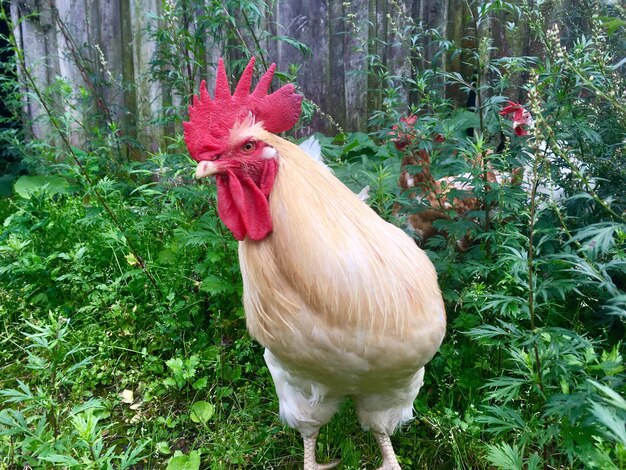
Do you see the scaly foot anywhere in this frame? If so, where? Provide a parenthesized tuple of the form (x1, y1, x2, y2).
(303, 434, 340, 470)
(373, 432, 402, 470)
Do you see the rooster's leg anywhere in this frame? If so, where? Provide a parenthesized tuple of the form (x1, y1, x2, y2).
(373, 432, 402, 470)
(303, 433, 340, 470)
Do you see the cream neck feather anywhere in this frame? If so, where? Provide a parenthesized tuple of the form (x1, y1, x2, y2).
(239, 130, 443, 343)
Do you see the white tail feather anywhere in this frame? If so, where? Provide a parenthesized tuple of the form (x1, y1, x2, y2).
(299, 136, 370, 202)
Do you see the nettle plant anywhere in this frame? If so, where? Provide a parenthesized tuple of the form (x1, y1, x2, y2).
(468, 13, 626, 468)
(334, 0, 626, 468)
(0, 314, 149, 467)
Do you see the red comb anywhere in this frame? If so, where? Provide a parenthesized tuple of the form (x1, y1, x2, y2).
(183, 57, 303, 162)
(499, 101, 524, 116)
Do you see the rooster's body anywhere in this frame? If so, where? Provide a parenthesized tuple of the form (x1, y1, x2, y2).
(184, 59, 446, 469)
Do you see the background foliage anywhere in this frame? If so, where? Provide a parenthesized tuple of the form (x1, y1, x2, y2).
(1, 0, 625, 468)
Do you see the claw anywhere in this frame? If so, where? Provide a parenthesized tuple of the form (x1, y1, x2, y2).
(375, 464, 401, 470)
(308, 460, 340, 470)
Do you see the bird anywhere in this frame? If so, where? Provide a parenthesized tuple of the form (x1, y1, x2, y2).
(499, 101, 587, 201)
(391, 106, 531, 250)
(391, 118, 480, 250)
(499, 100, 532, 137)
(183, 57, 446, 470)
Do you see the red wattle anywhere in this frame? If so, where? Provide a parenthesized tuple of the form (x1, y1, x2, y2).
(215, 159, 277, 241)
(216, 174, 246, 240)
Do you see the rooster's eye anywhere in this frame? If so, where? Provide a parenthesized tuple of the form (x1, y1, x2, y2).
(242, 141, 256, 153)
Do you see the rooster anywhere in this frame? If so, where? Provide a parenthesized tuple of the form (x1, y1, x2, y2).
(499, 100, 594, 201)
(499, 101, 532, 137)
(183, 58, 446, 470)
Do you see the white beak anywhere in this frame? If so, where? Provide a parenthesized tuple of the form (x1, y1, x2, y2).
(195, 161, 218, 179)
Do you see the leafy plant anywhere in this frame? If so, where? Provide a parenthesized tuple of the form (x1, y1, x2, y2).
(0, 315, 149, 468)
(0, 0, 624, 468)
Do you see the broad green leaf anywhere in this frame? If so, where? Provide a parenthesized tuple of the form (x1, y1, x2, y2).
(189, 401, 214, 424)
(166, 450, 201, 470)
(156, 441, 172, 455)
(192, 377, 208, 390)
(14, 175, 70, 199)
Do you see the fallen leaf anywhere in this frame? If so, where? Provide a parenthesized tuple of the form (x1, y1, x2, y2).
(120, 389, 134, 404)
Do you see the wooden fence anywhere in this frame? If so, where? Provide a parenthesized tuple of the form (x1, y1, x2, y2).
(9, 0, 580, 151)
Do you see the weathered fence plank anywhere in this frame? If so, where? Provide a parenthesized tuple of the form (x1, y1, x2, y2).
(9, 0, 557, 149)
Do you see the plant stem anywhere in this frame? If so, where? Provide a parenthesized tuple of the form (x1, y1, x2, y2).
(89, 441, 98, 463)
(241, 8, 269, 72)
(49, 2, 121, 161)
(527, 144, 545, 396)
(527, 88, 550, 469)
(182, 0, 194, 97)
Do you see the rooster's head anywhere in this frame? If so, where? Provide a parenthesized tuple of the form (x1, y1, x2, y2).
(499, 101, 532, 137)
(183, 57, 303, 241)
